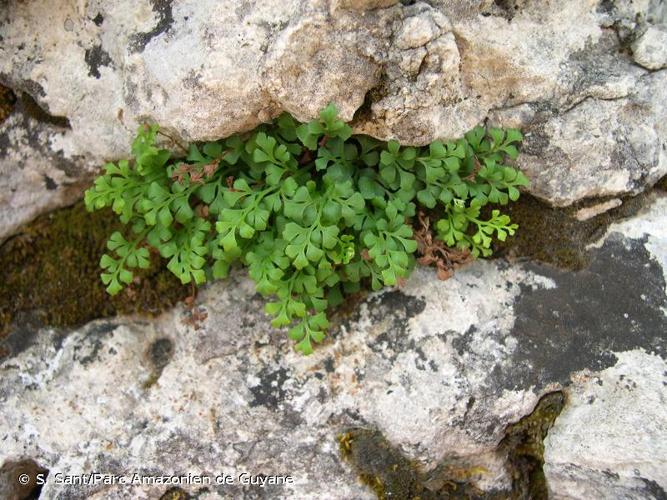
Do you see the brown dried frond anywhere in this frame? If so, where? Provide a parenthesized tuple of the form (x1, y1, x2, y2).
(202, 160, 220, 178)
(195, 204, 210, 218)
(414, 211, 473, 281)
(189, 170, 204, 184)
(171, 163, 190, 184)
(171, 160, 219, 185)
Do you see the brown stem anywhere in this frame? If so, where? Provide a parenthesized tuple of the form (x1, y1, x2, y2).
(157, 129, 188, 154)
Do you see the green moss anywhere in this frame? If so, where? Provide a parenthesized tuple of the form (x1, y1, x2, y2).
(339, 393, 566, 499)
(339, 429, 496, 499)
(142, 338, 175, 389)
(491, 193, 649, 270)
(338, 429, 419, 500)
(159, 487, 189, 500)
(0, 202, 189, 340)
(500, 392, 565, 499)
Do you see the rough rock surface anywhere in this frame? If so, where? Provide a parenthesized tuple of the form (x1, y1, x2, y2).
(632, 25, 667, 70)
(0, 96, 97, 240)
(495, 70, 667, 206)
(0, 190, 665, 498)
(2, 0, 667, 238)
(544, 351, 667, 499)
(543, 195, 667, 498)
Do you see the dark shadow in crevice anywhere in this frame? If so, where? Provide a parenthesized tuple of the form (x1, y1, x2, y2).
(19, 92, 70, 129)
(0, 83, 17, 124)
(0, 458, 49, 500)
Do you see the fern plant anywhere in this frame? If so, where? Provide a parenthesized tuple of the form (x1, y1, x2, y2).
(85, 105, 528, 354)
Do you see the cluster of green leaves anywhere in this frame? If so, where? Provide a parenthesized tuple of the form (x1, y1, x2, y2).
(85, 105, 528, 354)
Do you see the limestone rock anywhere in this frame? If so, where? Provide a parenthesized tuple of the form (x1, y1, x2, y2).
(544, 351, 667, 499)
(394, 12, 441, 50)
(497, 70, 667, 206)
(574, 199, 623, 221)
(542, 200, 667, 497)
(262, 13, 382, 123)
(632, 25, 667, 70)
(332, 0, 399, 12)
(0, 97, 97, 241)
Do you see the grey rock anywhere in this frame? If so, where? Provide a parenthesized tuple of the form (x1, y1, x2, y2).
(543, 194, 667, 498)
(394, 12, 441, 50)
(0, 191, 665, 498)
(544, 351, 667, 499)
(633, 25, 667, 70)
(2, 0, 667, 238)
(262, 12, 382, 123)
(332, 0, 399, 12)
(0, 98, 97, 241)
(498, 70, 667, 206)
(574, 199, 623, 221)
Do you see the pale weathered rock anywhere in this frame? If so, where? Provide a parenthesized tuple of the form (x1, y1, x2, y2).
(544, 351, 667, 499)
(542, 200, 667, 498)
(394, 12, 441, 49)
(496, 70, 667, 206)
(1, 3, 667, 496)
(0, 189, 665, 498)
(632, 25, 667, 70)
(262, 12, 382, 123)
(574, 199, 623, 221)
(332, 0, 399, 12)
(0, 98, 98, 240)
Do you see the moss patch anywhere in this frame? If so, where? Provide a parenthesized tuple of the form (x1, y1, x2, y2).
(491, 192, 649, 270)
(339, 429, 497, 499)
(339, 429, 419, 499)
(500, 392, 565, 499)
(0, 84, 17, 124)
(339, 392, 565, 499)
(160, 487, 190, 500)
(0, 202, 189, 347)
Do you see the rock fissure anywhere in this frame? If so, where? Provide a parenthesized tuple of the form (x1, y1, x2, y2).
(339, 391, 566, 499)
